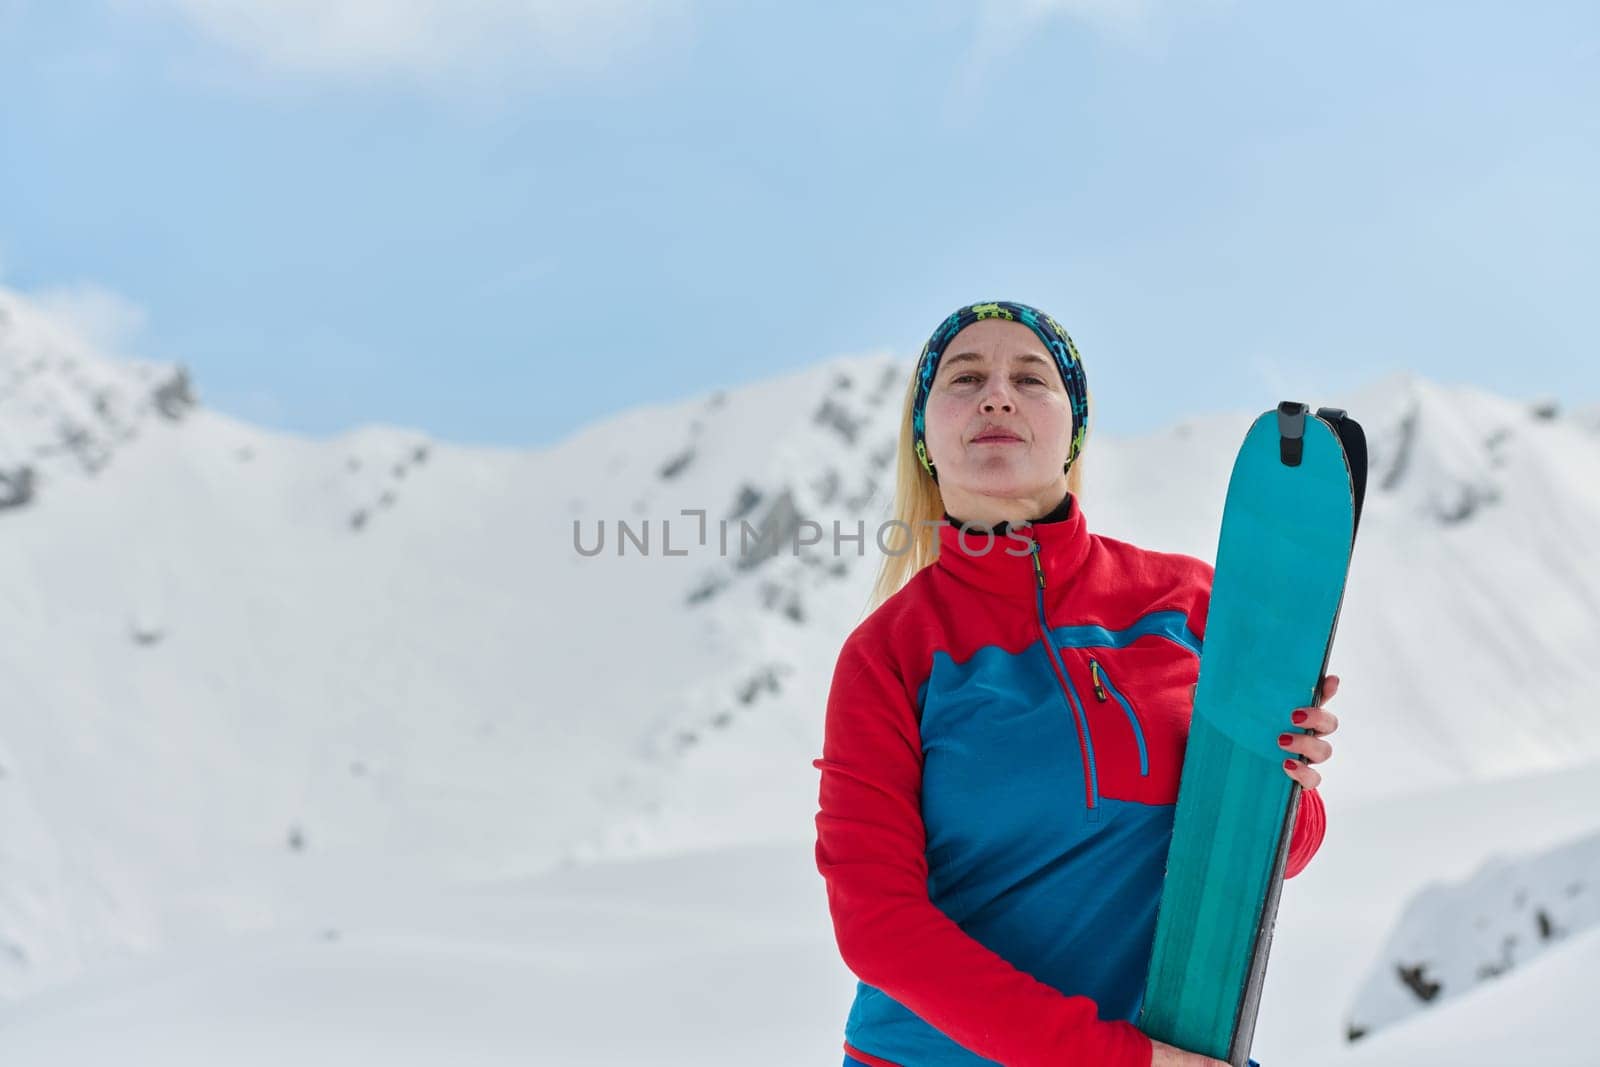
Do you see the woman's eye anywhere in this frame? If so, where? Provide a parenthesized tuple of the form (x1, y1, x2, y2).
(946, 373, 1046, 386)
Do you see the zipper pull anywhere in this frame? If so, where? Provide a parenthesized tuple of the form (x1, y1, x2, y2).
(1089, 659, 1108, 702)
(1029, 538, 1046, 589)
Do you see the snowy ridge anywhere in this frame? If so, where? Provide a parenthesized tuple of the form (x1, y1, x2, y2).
(1307, 924, 1600, 1067)
(1575, 401, 1600, 435)
(1277, 760, 1600, 1065)
(1345, 827, 1599, 1040)
(0, 288, 194, 501)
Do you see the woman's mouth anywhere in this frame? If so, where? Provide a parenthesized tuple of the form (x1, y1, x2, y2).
(972, 433, 1024, 444)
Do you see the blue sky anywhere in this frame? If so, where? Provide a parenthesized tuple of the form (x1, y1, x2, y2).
(1, 1, 1596, 448)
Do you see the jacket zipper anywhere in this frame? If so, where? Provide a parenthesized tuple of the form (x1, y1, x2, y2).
(1028, 537, 1100, 818)
(1090, 657, 1150, 778)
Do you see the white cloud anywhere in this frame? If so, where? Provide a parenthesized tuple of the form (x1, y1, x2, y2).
(123, 0, 689, 84)
(971, 0, 1160, 58)
(944, 0, 1164, 126)
(1002, 0, 1154, 32)
(28, 283, 150, 357)
(941, 0, 1237, 127)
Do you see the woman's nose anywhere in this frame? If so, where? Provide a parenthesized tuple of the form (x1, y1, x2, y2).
(980, 381, 1016, 412)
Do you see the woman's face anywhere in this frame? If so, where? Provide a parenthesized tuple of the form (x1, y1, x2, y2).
(922, 319, 1074, 502)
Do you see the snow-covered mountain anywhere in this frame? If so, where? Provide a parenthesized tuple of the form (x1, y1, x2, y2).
(1346, 827, 1598, 1040)
(0, 290, 195, 500)
(2, 281, 1599, 1060)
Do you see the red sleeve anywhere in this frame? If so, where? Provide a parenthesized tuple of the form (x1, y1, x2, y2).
(811, 628, 1154, 1067)
(1284, 787, 1327, 879)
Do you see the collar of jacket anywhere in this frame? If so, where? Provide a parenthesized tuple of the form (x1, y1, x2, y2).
(933, 492, 1092, 598)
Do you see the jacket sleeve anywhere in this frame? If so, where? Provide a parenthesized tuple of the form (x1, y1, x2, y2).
(812, 629, 1154, 1067)
(1284, 786, 1327, 878)
(1186, 558, 1329, 882)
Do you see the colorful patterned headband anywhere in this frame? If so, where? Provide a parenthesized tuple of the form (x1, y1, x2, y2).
(910, 300, 1089, 480)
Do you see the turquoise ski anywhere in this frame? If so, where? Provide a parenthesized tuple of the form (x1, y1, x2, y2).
(1139, 402, 1367, 1065)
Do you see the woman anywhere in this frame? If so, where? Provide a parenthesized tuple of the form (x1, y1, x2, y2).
(811, 301, 1340, 1067)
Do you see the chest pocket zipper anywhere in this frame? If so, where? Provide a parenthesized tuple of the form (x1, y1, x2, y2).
(1089, 657, 1149, 778)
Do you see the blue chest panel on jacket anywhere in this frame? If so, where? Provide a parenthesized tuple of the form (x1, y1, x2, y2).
(844, 622, 1192, 1065)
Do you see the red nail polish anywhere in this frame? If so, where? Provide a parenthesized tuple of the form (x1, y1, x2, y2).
(1291, 710, 1308, 725)
(1279, 733, 1293, 747)
(1284, 759, 1298, 771)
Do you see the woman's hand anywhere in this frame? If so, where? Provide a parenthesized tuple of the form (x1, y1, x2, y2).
(1279, 673, 1340, 788)
(1150, 1038, 1228, 1066)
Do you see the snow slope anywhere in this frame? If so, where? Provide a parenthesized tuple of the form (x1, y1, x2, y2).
(1256, 759, 1600, 1058)
(0, 762, 1594, 1065)
(1305, 923, 1600, 1067)
(1344, 826, 1598, 1039)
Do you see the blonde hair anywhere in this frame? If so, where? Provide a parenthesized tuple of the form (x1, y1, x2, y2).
(863, 365, 1092, 617)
